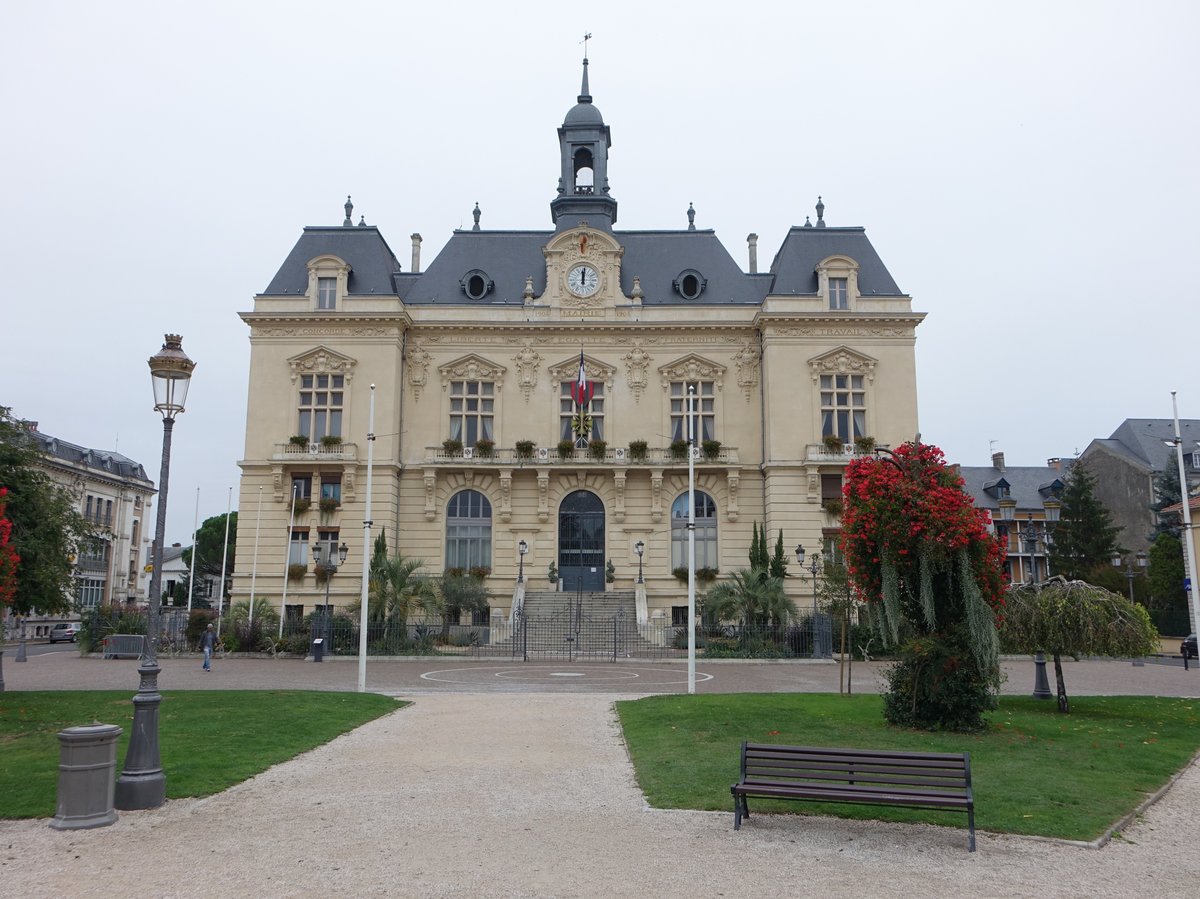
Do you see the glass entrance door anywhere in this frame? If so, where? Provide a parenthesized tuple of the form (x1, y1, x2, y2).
(558, 490, 605, 592)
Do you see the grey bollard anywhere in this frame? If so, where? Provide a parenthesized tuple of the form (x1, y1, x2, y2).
(50, 724, 123, 830)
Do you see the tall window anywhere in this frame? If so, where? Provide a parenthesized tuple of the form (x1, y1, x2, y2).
(671, 492, 718, 569)
(670, 382, 715, 442)
(448, 381, 494, 447)
(829, 277, 849, 310)
(315, 529, 339, 562)
(292, 475, 312, 500)
(820, 374, 865, 442)
(446, 489, 492, 571)
(317, 277, 337, 310)
(289, 529, 310, 565)
(320, 475, 341, 503)
(76, 578, 105, 610)
(298, 374, 344, 441)
(560, 381, 604, 444)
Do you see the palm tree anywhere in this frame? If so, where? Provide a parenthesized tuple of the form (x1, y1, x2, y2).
(702, 567, 796, 628)
(362, 555, 440, 638)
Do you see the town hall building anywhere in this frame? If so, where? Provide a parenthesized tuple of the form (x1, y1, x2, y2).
(233, 60, 925, 626)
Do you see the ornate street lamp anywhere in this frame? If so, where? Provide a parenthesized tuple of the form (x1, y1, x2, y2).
(1111, 550, 1148, 603)
(634, 540, 645, 584)
(313, 540, 350, 643)
(517, 539, 528, 584)
(796, 544, 822, 658)
(1023, 515, 1052, 700)
(115, 334, 195, 810)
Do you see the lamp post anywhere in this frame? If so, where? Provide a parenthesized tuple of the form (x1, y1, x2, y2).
(517, 539, 528, 584)
(115, 334, 195, 810)
(312, 540, 349, 644)
(1023, 516, 1052, 700)
(1111, 550, 1148, 603)
(635, 540, 645, 584)
(796, 544, 822, 658)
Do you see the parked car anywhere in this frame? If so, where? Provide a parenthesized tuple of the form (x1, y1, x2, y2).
(1181, 634, 1197, 660)
(48, 622, 80, 643)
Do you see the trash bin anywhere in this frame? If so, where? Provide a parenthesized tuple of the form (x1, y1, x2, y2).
(311, 637, 325, 662)
(50, 723, 122, 830)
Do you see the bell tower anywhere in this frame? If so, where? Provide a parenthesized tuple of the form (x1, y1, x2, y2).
(550, 56, 618, 231)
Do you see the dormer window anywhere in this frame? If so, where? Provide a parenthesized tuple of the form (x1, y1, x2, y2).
(461, 270, 494, 301)
(830, 278, 848, 310)
(815, 255, 860, 311)
(306, 254, 350, 311)
(317, 278, 336, 310)
(673, 269, 707, 300)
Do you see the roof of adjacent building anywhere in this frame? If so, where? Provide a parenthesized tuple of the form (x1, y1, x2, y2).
(958, 461, 1072, 517)
(27, 426, 153, 487)
(1083, 419, 1200, 474)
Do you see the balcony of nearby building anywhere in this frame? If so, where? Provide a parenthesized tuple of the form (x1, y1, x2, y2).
(803, 442, 886, 464)
(423, 443, 740, 467)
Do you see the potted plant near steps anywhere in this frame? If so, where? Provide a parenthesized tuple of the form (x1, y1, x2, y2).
(547, 562, 559, 586)
(605, 560, 616, 583)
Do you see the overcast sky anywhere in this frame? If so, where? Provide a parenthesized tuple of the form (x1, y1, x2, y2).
(4, 1, 1197, 543)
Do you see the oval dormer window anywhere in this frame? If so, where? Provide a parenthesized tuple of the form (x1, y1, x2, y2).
(673, 269, 707, 300)
(460, 270, 494, 301)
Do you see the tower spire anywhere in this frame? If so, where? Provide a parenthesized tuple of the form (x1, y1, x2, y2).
(579, 33, 592, 102)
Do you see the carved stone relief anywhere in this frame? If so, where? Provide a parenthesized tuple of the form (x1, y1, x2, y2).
(287, 346, 357, 384)
(438, 354, 507, 391)
(807, 346, 878, 383)
(407, 339, 432, 400)
(732, 341, 760, 401)
(511, 344, 542, 402)
(622, 345, 651, 402)
(658, 354, 727, 392)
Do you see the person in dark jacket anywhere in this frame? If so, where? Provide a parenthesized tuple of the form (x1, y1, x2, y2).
(200, 623, 217, 671)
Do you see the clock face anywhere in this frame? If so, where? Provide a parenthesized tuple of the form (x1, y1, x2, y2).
(567, 264, 600, 297)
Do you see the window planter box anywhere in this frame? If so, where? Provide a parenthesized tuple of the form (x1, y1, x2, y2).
(292, 498, 312, 515)
(319, 498, 340, 513)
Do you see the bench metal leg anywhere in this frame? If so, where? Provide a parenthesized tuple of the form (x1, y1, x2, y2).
(967, 807, 976, 852)
(733, 794, 742, 830)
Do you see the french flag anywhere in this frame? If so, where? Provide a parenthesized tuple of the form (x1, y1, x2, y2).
(570, 351, 595, 406)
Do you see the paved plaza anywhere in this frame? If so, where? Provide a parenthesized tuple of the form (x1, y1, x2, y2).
(1, 651, 1198, 897)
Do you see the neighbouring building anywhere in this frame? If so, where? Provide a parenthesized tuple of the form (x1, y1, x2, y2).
(1080, 419, 1200, 556)
(232, 59, 926, 625)
(15, 422, 155, 636)
(958, 452, 1066, 585)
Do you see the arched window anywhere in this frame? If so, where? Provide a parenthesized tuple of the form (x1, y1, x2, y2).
(574, 149, 595, 194)
(671, 491, 718, 570)
(446, 490, 492, 572)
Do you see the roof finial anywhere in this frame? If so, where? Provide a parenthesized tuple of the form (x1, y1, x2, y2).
(578, 32, 592, 102)
(358, 215, 367, 227)
(803, 216, 813, 228)
(687, 202, 696, 231)
(472, 202, 481, 231)
(815, 195, 825, 228)
(343, 195, 354, 227)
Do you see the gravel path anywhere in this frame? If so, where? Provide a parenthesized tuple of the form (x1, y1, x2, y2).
(1, 690, 1197, 898)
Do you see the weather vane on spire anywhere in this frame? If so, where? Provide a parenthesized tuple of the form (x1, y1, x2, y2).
(581, 32, 592, 56)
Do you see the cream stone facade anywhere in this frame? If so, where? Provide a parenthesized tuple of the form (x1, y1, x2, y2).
(233, 62, 925, 624)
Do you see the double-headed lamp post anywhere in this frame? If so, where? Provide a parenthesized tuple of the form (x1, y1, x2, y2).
(313, 541, 349, 640)
(115, 334, 195, 810)
(795, 544, 822, 658)
(635, 540, 645, 584)
(1024, 515, 1053, 700)
(1111, 550, 1148, 603)
(517, 539, 528, 583)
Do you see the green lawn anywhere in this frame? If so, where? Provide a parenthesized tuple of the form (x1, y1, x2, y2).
(0, 691, 403, 818)
(616, 693, 1200, 841)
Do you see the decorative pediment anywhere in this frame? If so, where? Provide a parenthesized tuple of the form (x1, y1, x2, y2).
(658, 354, 726, 391)
(807, 346, 877, 382)
(547, 354, 616, 390)
(438, 353, 506, 390)
(288, 346, 358, 383)
(544, 225, 622, 261)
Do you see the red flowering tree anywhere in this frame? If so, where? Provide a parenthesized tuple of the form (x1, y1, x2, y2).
(0, 488, 18, 609)
(842, 442, 1008, 730)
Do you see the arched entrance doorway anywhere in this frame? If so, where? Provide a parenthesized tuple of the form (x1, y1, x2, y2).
(558, 490, 605, 592)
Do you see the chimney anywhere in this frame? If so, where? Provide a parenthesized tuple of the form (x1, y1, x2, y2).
(992, 451, 1005, 472)
(410, 233, 422, 273)
(1047, 457, 1062, 471)
(747, 233, 758, 274)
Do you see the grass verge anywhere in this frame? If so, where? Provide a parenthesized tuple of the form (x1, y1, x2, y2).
(0, 690, 403, 818)
(616, 693, 1200, 841)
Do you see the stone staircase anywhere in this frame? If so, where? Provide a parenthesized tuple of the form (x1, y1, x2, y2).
(505, 589, 660, 658)
(520, 589, 636, 620)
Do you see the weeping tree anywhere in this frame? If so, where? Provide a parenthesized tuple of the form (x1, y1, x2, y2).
(842, 442, 1008, 731)
(999, 578, 1160, 713)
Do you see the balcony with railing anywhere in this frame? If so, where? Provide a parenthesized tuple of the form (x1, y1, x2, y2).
(803, 443, 885, 464)
(272, 441, 359, 463)
(424, 444, 740, 467)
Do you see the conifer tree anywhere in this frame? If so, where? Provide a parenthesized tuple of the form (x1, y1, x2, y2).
(769, 529, 788, 579)
(1048, 461, 1120, 580)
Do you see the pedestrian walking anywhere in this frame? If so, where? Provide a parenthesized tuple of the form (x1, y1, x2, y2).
(200, 623, 217, 671)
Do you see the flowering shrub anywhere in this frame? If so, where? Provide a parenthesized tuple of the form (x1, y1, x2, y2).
(0, 488, 18, 608)
(841, 442, 1008, 730)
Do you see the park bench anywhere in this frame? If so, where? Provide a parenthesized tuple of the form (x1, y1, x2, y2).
(102, 634, 145, 660)
(731, 742, 976, 851)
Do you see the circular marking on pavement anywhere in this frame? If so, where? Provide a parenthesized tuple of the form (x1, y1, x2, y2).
(419, 665, 714, 689)
(549, 672, 585, 677)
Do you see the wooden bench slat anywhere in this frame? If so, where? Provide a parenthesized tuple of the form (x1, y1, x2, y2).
(743, 770, 970, 790)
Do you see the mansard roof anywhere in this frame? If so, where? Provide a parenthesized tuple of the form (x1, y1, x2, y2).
(767, 226, 904, 297)
(261, 225, 403, 297)
(28, 428, 154, 487)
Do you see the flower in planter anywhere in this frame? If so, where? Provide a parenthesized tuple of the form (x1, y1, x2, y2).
(475, 438, 495, 458)
(556, 439, 575, 460)
(319, 497, 340, 513)
(515, 440, 535, 460)
(696, 566, 720, 582)
(289, 434, 309, 446)
(672, 566, 689, 582)
(287, 563, 308, 581)
(822, 434, 845, 452)
(669, 439, 689, 460)
(320, 435, 343, 448)
(853, 435, 876, 454)
(588, 439, 608, 460)
(701, 439, 722, 460)
(822, 498, 844, 516)
(442, 438, 464, 456)
(628, 439, 648, 461)
(292, 498, 312, 514)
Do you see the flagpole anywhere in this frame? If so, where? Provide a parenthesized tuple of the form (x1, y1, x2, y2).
(357, 385, 376, 693)
(687, 385, 696, 695)
(278, 483, 299, 638)
(216, 486, 231, 638)
(248, 486, 262, 625)
(185, 487, 199, 614)
(1172, 392, 1200, 637)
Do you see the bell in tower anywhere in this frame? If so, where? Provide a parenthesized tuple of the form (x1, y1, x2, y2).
(550, 55, 618, 231)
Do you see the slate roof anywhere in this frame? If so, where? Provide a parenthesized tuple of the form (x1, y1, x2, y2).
(28, 428, 153, 486)
(958, 462, 1071, 517)
(261, 223, 897, 307)
(1087, 419, 1200, 473)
